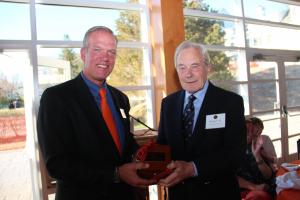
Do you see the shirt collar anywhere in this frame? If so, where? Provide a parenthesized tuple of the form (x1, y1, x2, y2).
(81, 72, 107, 88)
(81, 72, 107, 99)
(184, 80, 209, 101)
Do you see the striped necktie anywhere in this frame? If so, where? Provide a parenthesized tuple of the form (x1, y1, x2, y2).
(99, 87, 122, 155)
(183, 94, 196, 141)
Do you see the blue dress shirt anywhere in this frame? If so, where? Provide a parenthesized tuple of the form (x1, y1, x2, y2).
(183, 80, 209, 132)
(81, 72, 125, 152)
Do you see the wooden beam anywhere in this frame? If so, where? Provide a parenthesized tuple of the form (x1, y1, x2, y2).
(148, 0, 185, 127)
(160, 0, 184, 94)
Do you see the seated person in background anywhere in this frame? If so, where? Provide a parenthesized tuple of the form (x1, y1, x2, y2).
(251, 117, 278, 172)
(237, 117, 276, 200)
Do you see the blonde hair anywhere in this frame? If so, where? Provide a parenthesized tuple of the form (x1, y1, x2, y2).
(82, 26, 118, 47)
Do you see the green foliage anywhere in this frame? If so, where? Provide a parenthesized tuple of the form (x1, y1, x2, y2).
(0, 97, 9, 109)
(115, 0, 140, 42)
(204, 23, 225, 45)
(111, 2, 143, 87)
(59, 35, 83, 78)
(184, 0, 233, 82)
(208, 68, 233, 81)
(183, 0, 212, 12)
(109, 48, 143, 86)
(116, 10, 140, 41)
(208, 51, 233, 81)
(113, 2, 147, 123)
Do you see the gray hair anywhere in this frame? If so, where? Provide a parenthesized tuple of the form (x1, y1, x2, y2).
(82, 26, 118, 47)
(174, 41, 210, 67)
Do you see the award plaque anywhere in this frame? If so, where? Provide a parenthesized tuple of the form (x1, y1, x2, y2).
(134, 141, 172, 181)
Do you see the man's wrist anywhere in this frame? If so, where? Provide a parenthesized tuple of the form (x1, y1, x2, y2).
(114, 167, 120, 183)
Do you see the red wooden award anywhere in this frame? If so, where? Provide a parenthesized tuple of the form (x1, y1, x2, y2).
(134, 141, 172, 181)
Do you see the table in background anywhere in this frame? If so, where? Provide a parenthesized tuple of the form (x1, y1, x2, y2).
(276, 160, 300, 200)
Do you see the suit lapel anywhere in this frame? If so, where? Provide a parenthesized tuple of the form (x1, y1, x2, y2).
(192, 82, 216, 141)
(74, 76, 102, 130)
(171, 91, 186, 153)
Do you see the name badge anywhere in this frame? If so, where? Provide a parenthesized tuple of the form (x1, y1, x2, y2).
(205, 113, 225, 129)
(120, 108, 127, 118)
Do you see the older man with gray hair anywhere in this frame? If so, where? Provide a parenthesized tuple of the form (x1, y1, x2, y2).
(157, 40, 247, 200)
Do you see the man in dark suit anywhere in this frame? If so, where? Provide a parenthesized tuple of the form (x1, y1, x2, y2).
(157, 41, 247, 199)
(37, 26, 154, 200)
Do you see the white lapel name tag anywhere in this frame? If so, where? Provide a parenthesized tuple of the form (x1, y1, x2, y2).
(120, 108, 127, 118)
(205, 113, 225, 129)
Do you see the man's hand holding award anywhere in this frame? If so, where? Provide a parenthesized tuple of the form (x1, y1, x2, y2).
(134, 141, 173, 182)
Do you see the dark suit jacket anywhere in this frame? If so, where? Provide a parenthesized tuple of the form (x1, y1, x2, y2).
(157, 82, 247, 200)
(37, 75, 138, 200)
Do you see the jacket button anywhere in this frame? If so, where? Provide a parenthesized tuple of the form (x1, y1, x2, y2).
(204, 181, 211, 185)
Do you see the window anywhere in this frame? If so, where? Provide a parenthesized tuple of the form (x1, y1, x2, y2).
(0, 1, 30, 39)
(183, 0, 300, 161)
(33, 0, 153, 129)
(246, 24, 300, 50)
(0, 1, 152, 199)
(244, 0, 300, 26)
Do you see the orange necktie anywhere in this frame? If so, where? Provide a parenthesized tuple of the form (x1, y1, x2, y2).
(99, 88, 122, 155)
